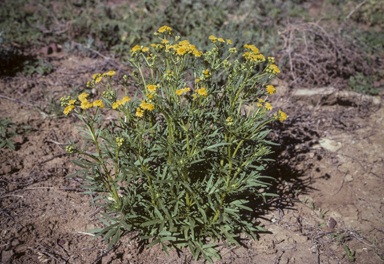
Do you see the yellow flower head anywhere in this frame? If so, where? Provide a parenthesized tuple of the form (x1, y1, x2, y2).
(195, 79, 200, 83)
(95, 76, 102, 83)
(193, 94, 197, 99)
(183, 87, 190, 93)
(147, 103, 154, 111)
(112, 102, 119, 109)
(203, 69, 209, 75)
(217, 38, 225, 43)
(266, 85, 276, 95)
(209, 35, 217, 43)
(142, 47, 149, 52)
(81, 101, 93, 110)
(193, 49, 203, 57)
(161, 39, 169, 44)
(93, 73, 101, 79)
(146, 93, 153, 99)
(130, 45, 141, 53)
(177, 47, 186, 56)
(93, 100, 104, 108)
(196, 87, 207, 96)
(176, 89, 184, 96)
(68, 99, 77, 105)
(147, 84, 157, 93)
(226, 39, 232, 45)
(78, 93, 89, 102)
(279, 110, 287, 121)
(63, 105, 75, 115)
(258, 98, 265, 103)
(140, 100, 149, 110)
(136, 108, 144, 117)
(106, 71, 116, 76)
(265, 102, 272, 111)
(122, 96, 131, 104)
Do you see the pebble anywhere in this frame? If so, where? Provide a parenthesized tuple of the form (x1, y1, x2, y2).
(1, 250, 14, 263)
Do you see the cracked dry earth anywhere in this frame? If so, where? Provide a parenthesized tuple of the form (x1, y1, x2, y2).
(1, 52, 384, 263)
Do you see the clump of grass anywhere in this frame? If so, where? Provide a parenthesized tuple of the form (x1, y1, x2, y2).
(348, 73, 382, 95)
(0, 118, 16, 150)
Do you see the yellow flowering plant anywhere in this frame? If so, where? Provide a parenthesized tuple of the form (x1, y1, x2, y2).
(63, 26, 287, 263)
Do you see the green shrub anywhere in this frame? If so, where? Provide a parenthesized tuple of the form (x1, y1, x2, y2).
(63, 26, 287, 262)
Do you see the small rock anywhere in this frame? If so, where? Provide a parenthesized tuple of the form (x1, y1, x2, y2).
(2, 249, 14, 263)
(345, 175, 353, 182)
(331, 158, 339, 164)
(327, 217, 337, 229)
(318, 138, 342, 152)
(10, 239, 19, 247)
(41, 46, 53, 55)
(58, 240, 65, 246)
(294, 234, 308, 244)
(308, 152, 315, 158)
(14, 244, 28, 254)
(49, 43, 58, 53)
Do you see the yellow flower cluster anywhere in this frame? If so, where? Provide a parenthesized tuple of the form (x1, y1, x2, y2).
(130, 45, 150, 54)
(76, 92, 105, 110)
(116, 137, 125, 147)
(158, 26, 172, 33)
(162, 40, 203, 57)
(140, 100, 155, 111)
(209, 35, 232, 45)
(257, 98, 272, 110)
(266, 85, 276, 95)
(267, 64, 281, 75)
(203, 69, 209, 77)
(112, 96, 131, 109)
(135, 99, 155, 117)
(242, 44, 266, 63)
(226, 116, 234, 126)
(78, 92, 92, 110)
(92, 71, 116, 84)
(275, 110, 287, 121)
(176, 87, 191, 96)
(244, 44, 259, 54)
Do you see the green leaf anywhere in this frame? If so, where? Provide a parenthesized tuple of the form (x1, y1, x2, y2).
(147, 238, 161, 248)
(160, 236, 176, 242)
(142, 219, 161, 227)
(205, 142, 231, 152)
(87, 228, 104, 233)
(97, 215, 111, 226)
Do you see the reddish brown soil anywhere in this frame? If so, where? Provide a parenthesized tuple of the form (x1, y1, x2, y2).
(1, 50, 384, 264)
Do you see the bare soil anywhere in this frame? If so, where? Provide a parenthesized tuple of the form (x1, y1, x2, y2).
(1, 50, 384, 264)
